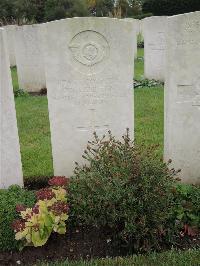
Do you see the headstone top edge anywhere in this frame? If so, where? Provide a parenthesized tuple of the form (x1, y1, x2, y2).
(167, 11, 200, 20)
(15, 24, 41, 30)
(142, 16, 168, 22)
(45, 16, 135, 26)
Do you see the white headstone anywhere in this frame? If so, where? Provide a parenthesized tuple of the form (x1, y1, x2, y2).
(0, 29, 23, 188)
(164, 11, 200, 184)
(4, 25, 17, 67)
(124, 18, 138, 59)
(43, 17, 134, 177)
(143, 16, 167, 81)
(138, 20, 142, 35)
(14, 24, 46, 92)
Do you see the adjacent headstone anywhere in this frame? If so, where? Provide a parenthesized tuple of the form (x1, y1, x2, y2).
(124, 18, 138, 59)
(143, 16, 167, 81)
(0, 29, 23, 188)
(14, 24, 46, 92)
(164, 11, 200, 184)
(43, 17, 134, 177)
(4, 25, 17, 67)
(138, 20, 142, 35)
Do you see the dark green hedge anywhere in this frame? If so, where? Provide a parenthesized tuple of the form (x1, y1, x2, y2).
(142, 0, 200, 16)
(133, 12, 153, 20)
(0, 185, 36, 251)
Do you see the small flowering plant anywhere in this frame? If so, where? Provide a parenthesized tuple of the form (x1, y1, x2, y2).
(12, 177, 69, 248)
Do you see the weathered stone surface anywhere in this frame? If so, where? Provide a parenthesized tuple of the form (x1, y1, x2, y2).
(143, 16, 167, 81)
(4, 25, 17, 67)
(138, 19, 142, 35)
(0, 29, 23, 188)
(164, 11, 200, 184)
(43, 17, 134, 177)
(124, 18, 138, 59)
(14, 24, 46, 92)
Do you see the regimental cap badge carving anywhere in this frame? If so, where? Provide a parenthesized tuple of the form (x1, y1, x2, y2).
(69, 30, 109, 66)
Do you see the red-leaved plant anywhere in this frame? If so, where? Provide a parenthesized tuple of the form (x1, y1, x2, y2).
(12, 177, 69, 248)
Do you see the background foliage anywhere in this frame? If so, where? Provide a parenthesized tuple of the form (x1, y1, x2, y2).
(142, 0, 200, 16)
(0, 0, 143, 25)
(0, 0, 199, 25)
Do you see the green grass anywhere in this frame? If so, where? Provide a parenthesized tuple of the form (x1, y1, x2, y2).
(12, 48, 164, 179)
(15, 96, 53, 178)
(135, 86, 164, 155)
(11, 66, 19, 92)
(135, 48, 144, 80)
(38, 249, 200, 266)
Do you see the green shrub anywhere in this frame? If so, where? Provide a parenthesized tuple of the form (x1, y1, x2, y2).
(69, 130, 178, 252)
(133, 12, 153, 20)
(14, 89, 29, 98)
(0, 185, 36, 251)
(172, 183, 200, 234)
(134, 79, 164, 89)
